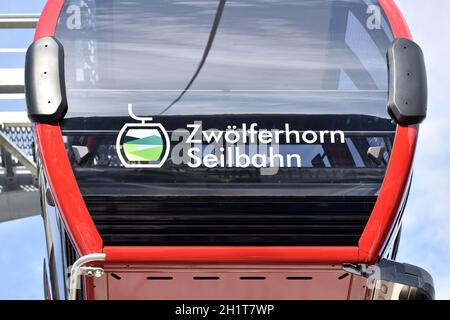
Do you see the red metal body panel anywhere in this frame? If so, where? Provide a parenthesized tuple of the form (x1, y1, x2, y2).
(379, 0, 413, 39)
(86, 265, 366, 300)
(35, 0, 417, 268)
(104, 246, 359, 264)
(33, 0, 64, 40)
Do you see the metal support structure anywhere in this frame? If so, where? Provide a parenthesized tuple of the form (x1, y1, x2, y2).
(0, 11, 40, 223)
(69, 254, 106, 300)
(0, 13, 39, 95)
(0, 13, 39, 29)
(0, 48, 27, 53)
(0, 68, 24, 94)
(1, 146, 15, 189)
(0, 130, 37, 178)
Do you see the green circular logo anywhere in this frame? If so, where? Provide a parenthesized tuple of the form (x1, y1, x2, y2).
(122, 128, 164, 162)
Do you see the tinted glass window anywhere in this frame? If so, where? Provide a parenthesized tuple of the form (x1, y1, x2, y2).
(56, 0, 395, 197)
(57, 0, 393, 118)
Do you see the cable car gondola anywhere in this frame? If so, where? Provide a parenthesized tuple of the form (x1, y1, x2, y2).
(26, 0, 433, 300)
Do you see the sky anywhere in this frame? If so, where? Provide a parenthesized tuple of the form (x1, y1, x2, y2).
(0, 0, 449, 300)
(395, 0, 450, 300)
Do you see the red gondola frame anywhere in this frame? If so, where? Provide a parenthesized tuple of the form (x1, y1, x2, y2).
(34, 0, 417, 265)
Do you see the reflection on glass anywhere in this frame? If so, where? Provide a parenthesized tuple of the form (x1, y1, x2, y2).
(56, 0, 396, 197)
(57, 0, 393, 117)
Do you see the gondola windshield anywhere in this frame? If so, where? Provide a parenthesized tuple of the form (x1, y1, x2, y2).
(56, 0, 395, 197)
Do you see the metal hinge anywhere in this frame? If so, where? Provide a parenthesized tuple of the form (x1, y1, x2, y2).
(80, 266, 104, 278)
(68, 253, 106, 300)
(342, 263, 378, 278)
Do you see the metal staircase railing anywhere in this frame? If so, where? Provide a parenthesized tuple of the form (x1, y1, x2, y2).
(0, 124, 37, 178)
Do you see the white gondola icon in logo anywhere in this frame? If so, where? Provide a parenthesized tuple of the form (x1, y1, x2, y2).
(116, 104, 170, 168)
